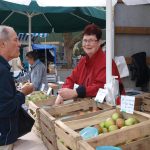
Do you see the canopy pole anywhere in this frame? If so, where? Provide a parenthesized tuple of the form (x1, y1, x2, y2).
(112, 6, 115, 59)
(28, 15, 32, 51)
(44, 37, 47, 74)
(106, 0, 113, 84)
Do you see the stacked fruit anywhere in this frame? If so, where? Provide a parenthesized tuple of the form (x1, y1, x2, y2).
(26, 91, 50, 103)
(94, 112, 140, 134)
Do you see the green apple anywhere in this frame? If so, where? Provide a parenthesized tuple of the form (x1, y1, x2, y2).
(108, 125, 118, 132)
(102, 128, 108, 133)
(125, 118, 135, 126)
(104, 118, 115, 129)
(99, 121, 105, 128)
(112, 112, 120, 121)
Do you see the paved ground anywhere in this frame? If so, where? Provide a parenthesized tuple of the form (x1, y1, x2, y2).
(14, 131, 47, 150)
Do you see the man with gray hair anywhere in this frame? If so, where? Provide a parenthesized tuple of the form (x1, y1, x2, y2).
(0, 25, 33, 150)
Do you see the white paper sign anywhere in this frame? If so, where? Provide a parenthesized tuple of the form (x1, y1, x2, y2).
(73, 84, 79, 89)
(121, 95, 135, 114)
(47, 87, 52, 95)
(95, 88, 107, 103)
(40, 83, 45, 91)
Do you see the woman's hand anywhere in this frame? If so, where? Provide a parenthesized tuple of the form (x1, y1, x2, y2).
(55, 95, 64, 105)
(58, 88, 78, 100)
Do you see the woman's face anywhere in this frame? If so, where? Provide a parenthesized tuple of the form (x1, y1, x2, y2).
(82, 34, 101, 57)
(26, 56, 34, 65)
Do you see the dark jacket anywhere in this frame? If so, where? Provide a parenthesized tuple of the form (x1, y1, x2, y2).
(0, 56, 25, 146)
(130, 52, 149, 91)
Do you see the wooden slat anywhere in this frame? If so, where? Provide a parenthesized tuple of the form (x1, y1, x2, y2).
(47, 99, 92, 116)
(87, 120, 150, 148)
(142, 105, 150, 112)
(41, 123, 57, 146)
(55, 122, 81, 150)
(78, 136, 150, 150)
(121, 136, 150, 150)
(65, 109, 115, 130)
(62, 108, 112, 122)
(115, 27, 150, 35)
(39, 108, 55, 132)
(42, 135, 57, 150)
(143, 100, 150, 105)
(78, 140, 94, 150)
(57, 139, 71, 150)
(55, 120, 80, 138)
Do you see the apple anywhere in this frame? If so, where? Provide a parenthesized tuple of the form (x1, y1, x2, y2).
(112, 112, 120, 121)
(104, 118, 115, 129)
(116, 118, 125, 128)
(102, 128, 108, 133)
(125, 118, 135, 126)
(99, 121, 105, 128)
(108, 125, 118, 132)
(128, 117, 139, 124)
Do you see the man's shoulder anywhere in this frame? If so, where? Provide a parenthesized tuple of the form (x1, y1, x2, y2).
(0, 62, 7, 71)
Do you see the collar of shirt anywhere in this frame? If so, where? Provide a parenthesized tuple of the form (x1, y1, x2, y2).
(30, 59, 40, 69)
(0, 55, 11, 70)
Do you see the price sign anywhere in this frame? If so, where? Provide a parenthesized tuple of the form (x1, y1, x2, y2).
(121, 95, 135, 114)
(95, 88, 107, 103)
(47, 87, 52, 95)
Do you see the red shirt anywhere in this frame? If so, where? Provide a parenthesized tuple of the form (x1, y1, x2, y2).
(63, 48, 125, 97)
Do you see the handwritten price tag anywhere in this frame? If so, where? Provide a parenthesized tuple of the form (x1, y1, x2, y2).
(40, 83, 45, 91)
(47, 87, 52, 95)
(121, 95, 135, 114)
(95, 88, 107, 103)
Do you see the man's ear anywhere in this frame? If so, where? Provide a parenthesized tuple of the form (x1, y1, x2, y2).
(0, 41, 4, 48)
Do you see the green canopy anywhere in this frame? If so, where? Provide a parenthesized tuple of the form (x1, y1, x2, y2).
(0, 1, 106, 33)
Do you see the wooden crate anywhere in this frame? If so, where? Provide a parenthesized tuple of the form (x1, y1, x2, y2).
(55, 109, 150, 150)
(140, 93, 150, 113)
(134, 96, 143, 111)
(27, 96, 56, 138)
(39, 99, 113, 150)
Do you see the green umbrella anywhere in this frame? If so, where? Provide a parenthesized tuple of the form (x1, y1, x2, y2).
(0, 0, 106, 33)
(0, 0, 105, 50)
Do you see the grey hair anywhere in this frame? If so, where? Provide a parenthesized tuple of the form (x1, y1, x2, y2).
(0, 25, 14, 41)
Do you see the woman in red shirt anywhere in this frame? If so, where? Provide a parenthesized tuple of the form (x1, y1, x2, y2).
(55, 24, 124, 105)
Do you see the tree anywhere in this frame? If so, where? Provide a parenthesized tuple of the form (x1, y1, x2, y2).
(63, 33, 81, 68)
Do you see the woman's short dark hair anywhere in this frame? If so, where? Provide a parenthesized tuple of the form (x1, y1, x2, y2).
(83, 24, 102, 40)
(26, 51, 39, 61)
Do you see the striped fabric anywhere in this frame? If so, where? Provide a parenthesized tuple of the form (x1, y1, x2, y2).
(18, 33, 48, 41)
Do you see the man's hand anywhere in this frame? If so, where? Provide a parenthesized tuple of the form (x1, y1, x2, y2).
(21, 83, 34, 96)
(58, 88, 78, 100)
(55, 95, 64, 105)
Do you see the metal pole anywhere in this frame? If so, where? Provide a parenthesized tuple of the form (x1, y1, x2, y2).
(106, 0, 113, 84)
(44, 37, 47, 74)
(28, 15, 32, 51)
(112, 5, 115, 59)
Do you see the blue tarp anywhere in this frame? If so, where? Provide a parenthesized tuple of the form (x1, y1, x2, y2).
(32, 44, 57, 64)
